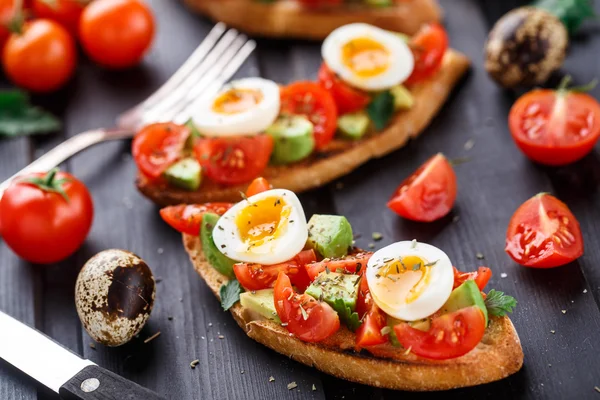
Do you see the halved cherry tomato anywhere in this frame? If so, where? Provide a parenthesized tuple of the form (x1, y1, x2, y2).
(234, 249, 316, 292)
(32, 0, 85, 36)
(318, 63, 371, 114)
(246, 177, 271, 197)
(508, 79, 600, 166)
(132, 122, 190, 179)
(194, 135, 273, 186)
(355, 304, 388, 348)
(453, 266, 492, 291)
(280, 81, 338, 150)
(305, 252, 372, 281)
(159, 203, 232, 235)
(356, 274, 372, 318)
(387, 153, 457, 222)
(274, 272, 340, 343)
(505, 193, 583, 268)
(393, 306, 486, 360)
(405, 23, 448, 85)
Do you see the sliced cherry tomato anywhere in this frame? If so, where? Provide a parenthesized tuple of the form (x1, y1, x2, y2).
(234, 249, 316, 292)
(246, 177, 272, 197)
(452, 266, 492, 291)
(32, 0, 85, 36)
(305, 252, 372, 281)
(387, 153, 457, 222)
(505, 193, 583, 268)
(194, 135, 273, 186)
(355, 304, 388, 348)
(274, 272, 340, 343)
(318, 63, 371, 114)
(393, 306, 486, 360)
(132, 123, 190, 180)
(508, 79, 600, 166)
(280, 81, 338, 150)
(159, 203, 232, 235)
(405, 23, 449, 86)
(356, 274, 372, 318)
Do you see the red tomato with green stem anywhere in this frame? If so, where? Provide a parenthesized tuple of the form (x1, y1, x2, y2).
(505, 193, 583, 268)
(159, 203, 232, 235)
(274, 272, 340, 342)
(0, 169, 94, 264)
(508, 76, 600, 166)
(318, 63, 371, 114)
(393, 306, 486, 360)
(280, 81, 338, 150)
(387, 153, 457, 222)
(32, 0, 86, 35)
(452, 266, 492, 291)
(405, 23, 449, 85)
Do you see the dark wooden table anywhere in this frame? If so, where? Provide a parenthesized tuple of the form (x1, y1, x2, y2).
(2, 0, 600, 399)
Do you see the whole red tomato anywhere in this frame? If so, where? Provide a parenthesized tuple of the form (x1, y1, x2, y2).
(32, 0, 85, 36)
(3, 19, 76, 92)
(79, 0, 155, 69)
(0, 169, 94, 264)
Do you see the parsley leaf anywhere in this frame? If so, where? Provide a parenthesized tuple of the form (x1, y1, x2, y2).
(367, 91, 394, 131)
(0, 90, 61, 137)
(485, 289, 517, 317)
(220, 279, 243, 311)
(333, 298, 362, 331)
(185, 118, 202, 138)
(534, 0, 595, 35)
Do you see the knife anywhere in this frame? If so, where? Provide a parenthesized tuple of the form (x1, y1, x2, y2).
(0, 311, 166, 400)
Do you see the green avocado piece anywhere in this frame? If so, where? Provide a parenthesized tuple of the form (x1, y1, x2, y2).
(337, 111, 370, 140)
(390, 85, 414, 111)
(200, 213, 235, 278)
(387, 316, 431, 347)
(163, 158, 202, 191)
(266, 115, 315, 164)
(305, 271, 360, 313)
(239, 289, 281, 323)
(364, 0, 393, 6)
(307, 214, 353, 259)
(440, 280, 488, 326)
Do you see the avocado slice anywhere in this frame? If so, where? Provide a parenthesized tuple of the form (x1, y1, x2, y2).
(200, 213, 235, 278)
(307, 214, 353, 259)
(364, 0, 393, 6)
(239, 289, 281, 323)
(390, 85, 414, 111)
(337, 111, 370, 140)
(163, 158, 202, 191)
(440, 280, 488, 325)
(305, 271, 360, 330)
(266, 115, 315, 164)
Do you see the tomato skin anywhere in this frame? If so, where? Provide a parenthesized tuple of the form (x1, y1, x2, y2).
(452, 266, 492, 291)
(405, 23, 448, 86)
(194, 135, 273, 186)
(0, 171, 94, 264)
(159, 203, 232, 235)
(355, 304, 388, 348)
(318, 63, 371, 114)
(387, 153, 457, 222)
(0, 0, 15, 53)
(280, 81, 338, 150)
(79, 0, 154, 69)
(508, 89, 600, 166)
(32, 0, 84, 36)
(3, 19, 76, 93)
(305, 252, 372, 281)
(132, 122, 190, 180)
(274, 272, 340, 343)
(505, 193, 583, 268)
(393, 306, 486, 360)
(246, 177, 272, 197)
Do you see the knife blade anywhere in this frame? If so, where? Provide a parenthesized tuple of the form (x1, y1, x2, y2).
(0, 311, 165, 400)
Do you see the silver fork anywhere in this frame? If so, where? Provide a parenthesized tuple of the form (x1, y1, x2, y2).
(0, 23, 256, 197)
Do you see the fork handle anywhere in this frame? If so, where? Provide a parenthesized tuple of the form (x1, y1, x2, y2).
(0, 128, 132, 198)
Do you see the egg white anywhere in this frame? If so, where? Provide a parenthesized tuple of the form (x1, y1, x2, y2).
(321, 23, 414, 91)
(212, 189, 308, 265)
(366, 241, 454, 321)
(191, 77, 280, 137)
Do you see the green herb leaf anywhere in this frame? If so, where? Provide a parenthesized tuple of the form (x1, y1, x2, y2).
(485, 289, 517, 317)
(534, 0, 596, 35)
(367, 90, 394, 131)
(220, 279, 243, 311)
(185, 118, 202, 138)
(333, 298, 362, 331)
(0, 90, 61, 137)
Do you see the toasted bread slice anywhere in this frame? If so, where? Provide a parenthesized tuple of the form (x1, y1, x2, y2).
(183, 0, 442, 39)
(137, 49, 470, 206)
(183, 234, 524, 391)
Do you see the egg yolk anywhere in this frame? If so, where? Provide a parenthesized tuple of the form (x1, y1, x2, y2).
(341, 37, 390, 78)
(235, 196, 290, 251)
(212, 88, 263, 115)
(379, 255, 432, 304)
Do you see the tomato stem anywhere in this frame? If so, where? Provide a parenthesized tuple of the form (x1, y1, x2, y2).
(22, 168, 71, 203)
(5, 0, 25, 35)
(557, 75, 598, 94)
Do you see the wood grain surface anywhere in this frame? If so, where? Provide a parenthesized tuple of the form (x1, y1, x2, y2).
(1, 0, 600, 399)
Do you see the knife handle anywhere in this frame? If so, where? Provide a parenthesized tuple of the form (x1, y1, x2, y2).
(59, 365, 166, 400)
